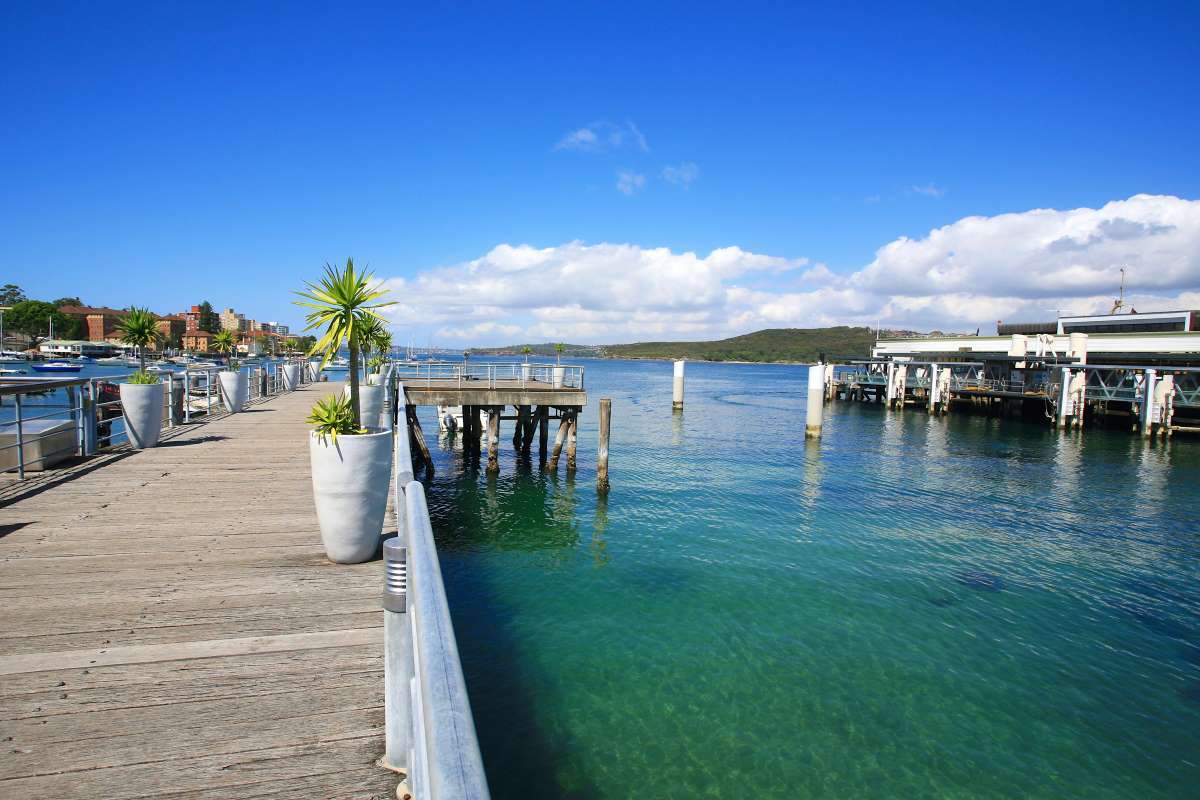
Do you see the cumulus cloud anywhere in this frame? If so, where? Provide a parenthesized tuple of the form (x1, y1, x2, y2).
(661, 161, 699, 188)
(616, 170, 646, 195)
(555, 121, 648, 152)
(379, 194, 1200, 343)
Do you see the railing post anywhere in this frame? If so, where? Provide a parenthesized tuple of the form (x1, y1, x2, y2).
(166, 373, 175, 428)
(383, 536, 412, 772)
(14, 393, 25, 479)
(84, 380, 98, 456)
(185, 372, 192, 423)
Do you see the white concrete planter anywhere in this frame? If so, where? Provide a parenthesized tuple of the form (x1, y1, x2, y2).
(344, 383, 385, 430)
(521, 363, 532, 382)
(218, 370, 247, 413)
(282, 364, 301, 390)
(307, 361, 322, 381)
(552, 366, 565, 388)
(309, 429, 392, 563)
(120, 382, 164, 450)
(367, 374, 381, 386)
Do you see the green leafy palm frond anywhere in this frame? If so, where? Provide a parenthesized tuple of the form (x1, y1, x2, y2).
(292, 258, 396, 368)
(212, 329, 236, 354)
(307, 394, 362, 443)
(116, 307, 163, 348)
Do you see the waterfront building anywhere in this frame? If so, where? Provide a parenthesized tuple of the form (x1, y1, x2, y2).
(57, 305, 130, 342)
(181, 330, 214, 352)
(220, 307, 249, 332)
(155, 314, 186, 347)
(37, 339, 120, 358)
(268, 321, 289, 336)
(181, 304, 220, 333)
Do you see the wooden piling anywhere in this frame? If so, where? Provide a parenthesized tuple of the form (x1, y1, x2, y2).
(548, 412, 569, 471)
(538, 406, 549, 462)
(487, 407, 500, 472)
(515, 405, 531, 451)
(567, 408, 578, 471)
(597, 398, 611, 492)
(408, 407, 434, 477)
(521, 405, 541, 454)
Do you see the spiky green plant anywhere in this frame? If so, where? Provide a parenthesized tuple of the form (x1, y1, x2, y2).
(127, 370, 161, 385)
(306, 394, 361, 443)
(522, 345, 532, 362)
(116, 307, 163, 373)
(212, 329, 238, 370)
(294, 258, 395, 428)
(555, 342, 565, 365)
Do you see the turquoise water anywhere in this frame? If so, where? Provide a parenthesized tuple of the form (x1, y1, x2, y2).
(417, 358, 1200, 799)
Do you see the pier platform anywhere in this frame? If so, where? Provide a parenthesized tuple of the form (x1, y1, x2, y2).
(0, 383, 396, 799)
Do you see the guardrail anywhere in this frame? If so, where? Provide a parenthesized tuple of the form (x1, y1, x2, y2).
(0, 357, 313, 480)
(390, 360, 584, 390)
(383, 381, 490, 800)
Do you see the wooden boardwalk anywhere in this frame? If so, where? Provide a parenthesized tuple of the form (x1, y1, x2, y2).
(0, 382, 397, 799)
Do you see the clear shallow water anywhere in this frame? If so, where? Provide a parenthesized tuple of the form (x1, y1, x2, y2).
(419, 358, 1199, 799)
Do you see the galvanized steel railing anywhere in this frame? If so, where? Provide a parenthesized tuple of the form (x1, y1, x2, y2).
(390, 360, 584, 390)
(384, 380, 490, 800)
(0, 357, 313, 479)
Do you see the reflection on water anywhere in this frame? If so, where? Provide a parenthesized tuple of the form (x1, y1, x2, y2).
(419, 359, 1200, 800)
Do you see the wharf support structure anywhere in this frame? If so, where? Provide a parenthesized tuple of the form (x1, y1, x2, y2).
(819, 331, 1200, 439)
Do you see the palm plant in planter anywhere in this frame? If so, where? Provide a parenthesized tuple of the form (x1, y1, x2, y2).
(553, 342, 566, 388)
(115, 308, 166, 449)
(521, 345, 533, 381)
(295, 259, 396, 564)
(212, 330, 246, 413)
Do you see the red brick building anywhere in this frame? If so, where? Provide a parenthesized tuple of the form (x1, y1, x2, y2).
(57, 306, 130, 342)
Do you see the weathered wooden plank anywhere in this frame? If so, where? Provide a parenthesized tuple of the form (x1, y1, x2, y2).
(0, 383, 397, 798)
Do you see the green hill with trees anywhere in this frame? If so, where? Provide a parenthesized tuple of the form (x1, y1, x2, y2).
(602, 327, 877, 362)
(470, 326, 884, 363)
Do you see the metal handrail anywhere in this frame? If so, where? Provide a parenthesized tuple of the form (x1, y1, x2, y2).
(0, 357, 312, 479)
(389, 360, 585, 391)
(385, 381, 490, 800)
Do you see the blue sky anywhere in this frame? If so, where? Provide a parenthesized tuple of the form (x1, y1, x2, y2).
(3, 2, 1198, 343)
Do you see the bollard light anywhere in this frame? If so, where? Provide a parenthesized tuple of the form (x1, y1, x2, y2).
(383, 538, 407, 613)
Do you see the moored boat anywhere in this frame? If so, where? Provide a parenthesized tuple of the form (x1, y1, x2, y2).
(30, 361, 83, 373)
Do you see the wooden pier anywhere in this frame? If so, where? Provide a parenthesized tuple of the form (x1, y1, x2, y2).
(396, 362, 588, 476)
(0, 382, 397, 799)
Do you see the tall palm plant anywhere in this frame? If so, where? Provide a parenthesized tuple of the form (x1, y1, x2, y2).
(212, 330, 237, 368)
(555, 342, 565, 365)
(116, 307, 163, 373)
(294, 258, 395, 427)
(522, 345, 532, 362)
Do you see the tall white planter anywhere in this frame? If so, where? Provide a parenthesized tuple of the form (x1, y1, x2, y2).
(309, 430, 392, 563)
(552, 366, 565, 388)
(345, 383, 385, 430)
(521, 363, 532, 382)
(120, 382, 164, 450)
(218, 370, 247, 413)
(282, 363, 301, 390)
(307, 361, 321, 381)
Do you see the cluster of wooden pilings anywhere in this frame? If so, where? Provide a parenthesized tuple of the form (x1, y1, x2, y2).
(411, 401, 612, 491)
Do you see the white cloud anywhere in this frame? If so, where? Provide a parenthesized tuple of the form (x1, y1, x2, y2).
(661, 161, 699, 188)
(379, 194, 1200, 344)
(616, 170, 646, 195)
(554, 128, 599, 151)
(555, 121, 649, 153)
(864, 194, 881, 205)
(911, 183, 947, 198)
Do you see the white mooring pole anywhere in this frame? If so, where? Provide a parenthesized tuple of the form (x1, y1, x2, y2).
(806, 363, 823, 439)
(672, 360, 685, 411)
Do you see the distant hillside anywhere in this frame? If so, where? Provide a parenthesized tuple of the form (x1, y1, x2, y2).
(467, 342, 602, 358)
(468, 326, 962, 364)
(602, 327, 878, 363)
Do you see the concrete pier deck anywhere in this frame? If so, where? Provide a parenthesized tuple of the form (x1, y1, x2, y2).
(0, 382, 396, 799)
